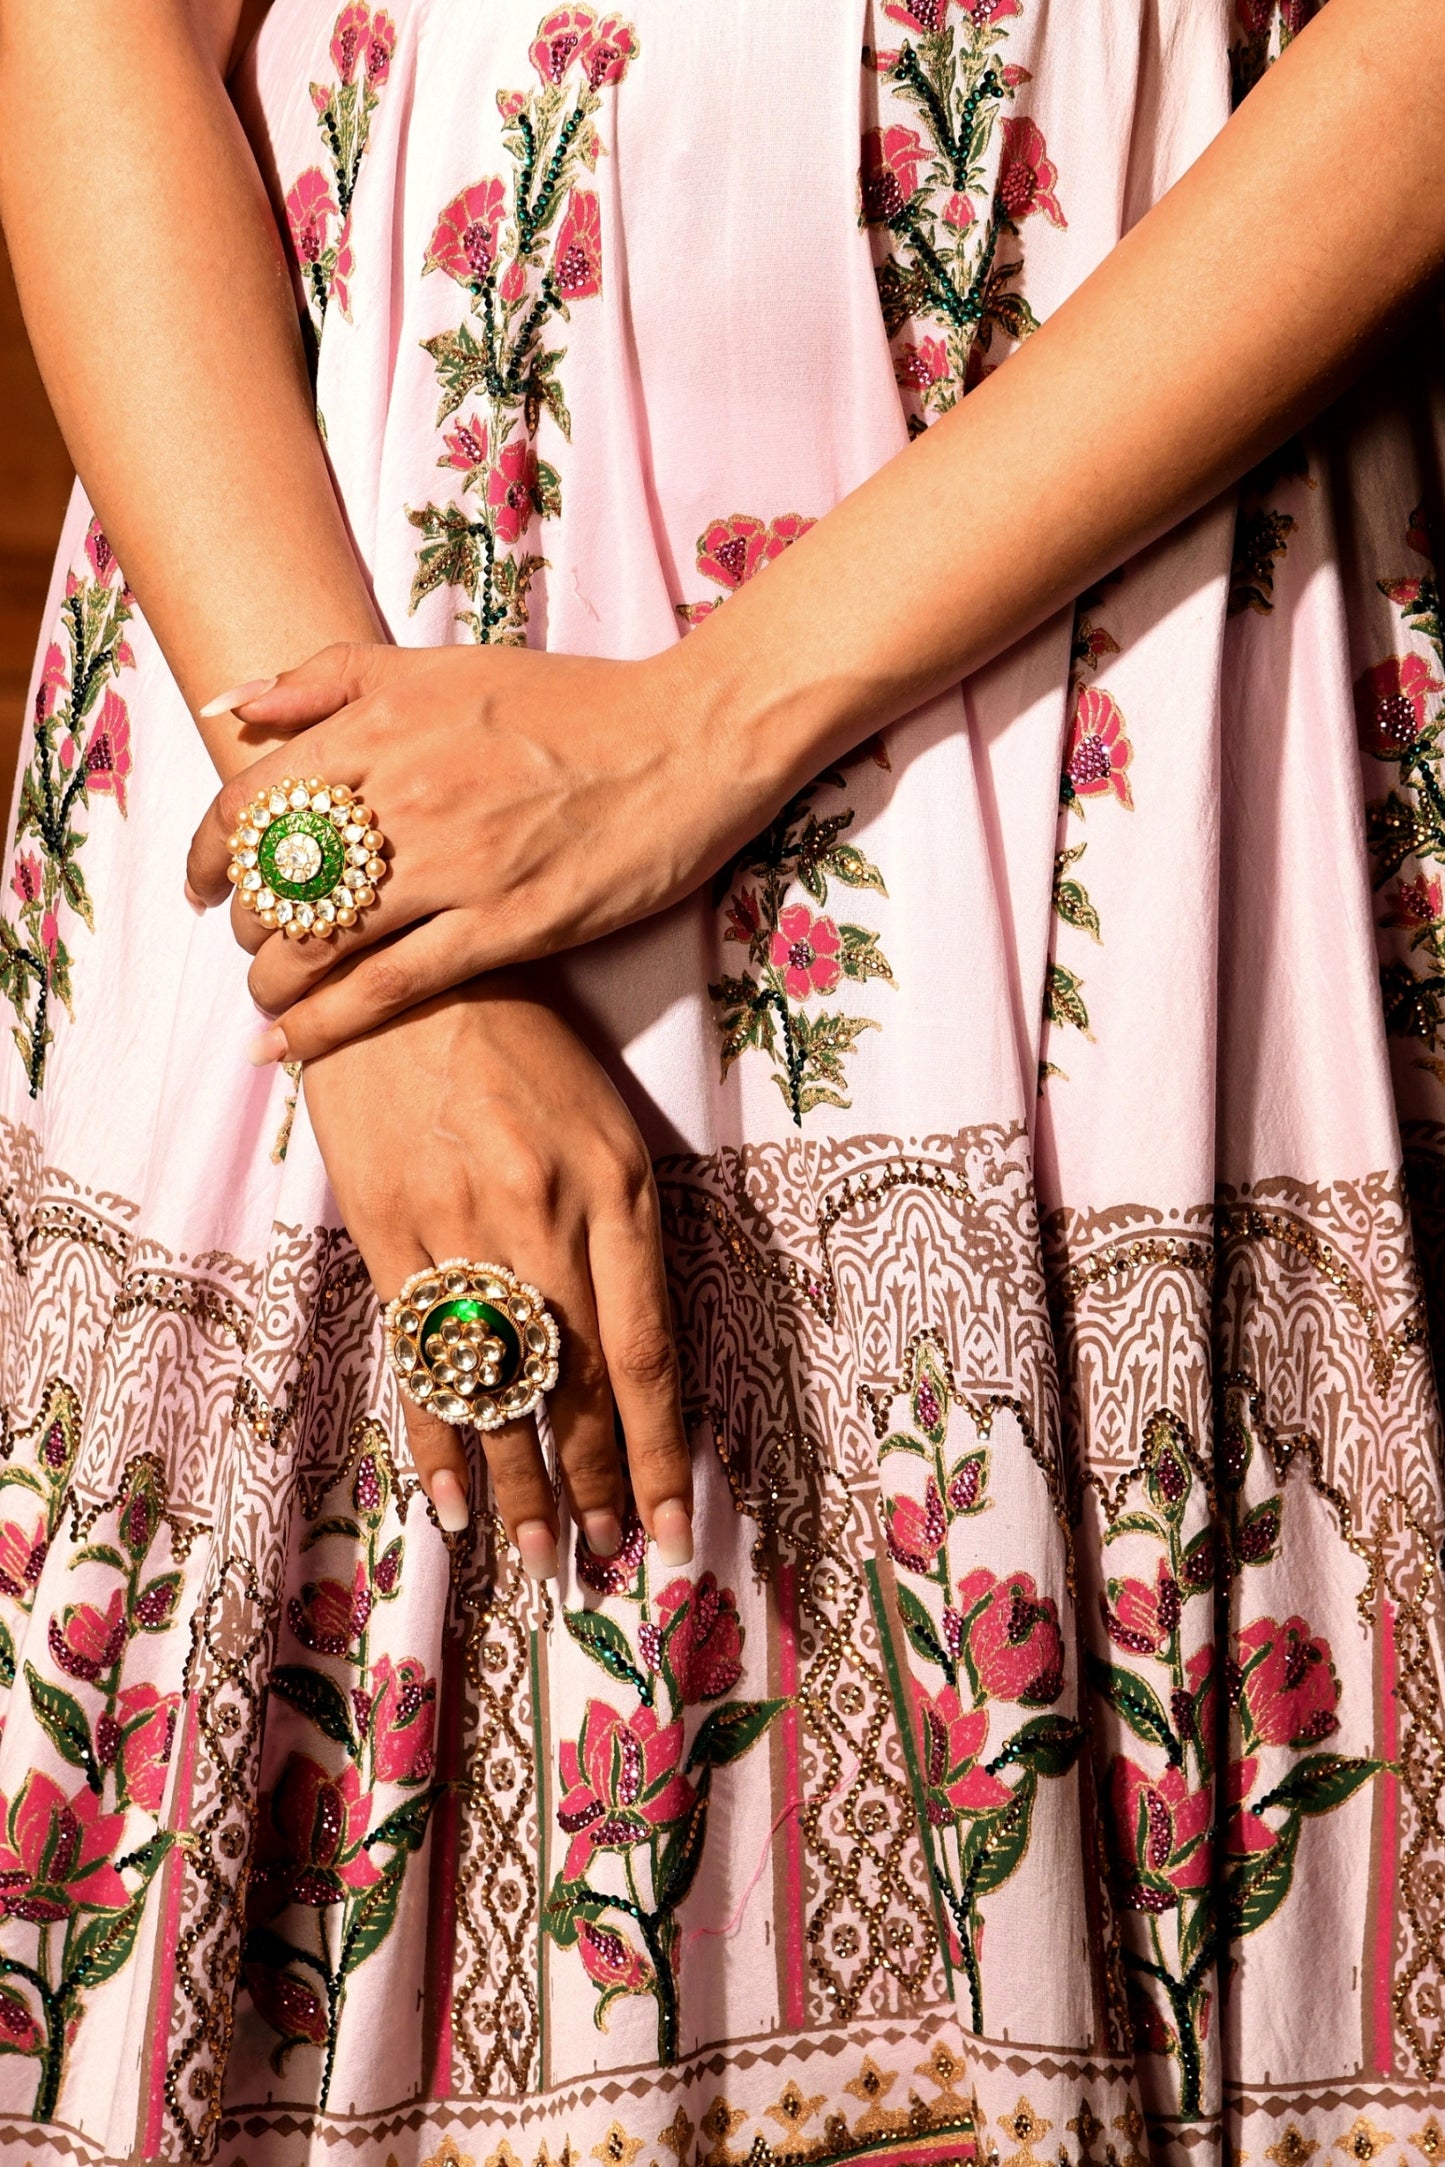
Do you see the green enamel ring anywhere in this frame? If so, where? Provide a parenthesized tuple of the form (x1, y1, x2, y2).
(383, 1258, 561, 1430)
(226, 775, 387, 941)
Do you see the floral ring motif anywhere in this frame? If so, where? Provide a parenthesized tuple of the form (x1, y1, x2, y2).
(225, 775, 387, 941)
(383, 1258, 561, 1430)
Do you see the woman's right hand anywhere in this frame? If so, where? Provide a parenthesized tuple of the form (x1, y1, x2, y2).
(300, 975, 693, 1579)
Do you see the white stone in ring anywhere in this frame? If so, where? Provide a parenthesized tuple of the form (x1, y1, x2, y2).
(273, 831, 324, 885)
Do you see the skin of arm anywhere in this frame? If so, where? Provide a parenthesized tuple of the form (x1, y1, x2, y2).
(184, 0, 1445, 1057)
(0, 0, 698, 1572)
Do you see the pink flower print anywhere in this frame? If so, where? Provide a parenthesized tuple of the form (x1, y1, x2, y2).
(1100, 1559, 1181, 1659)
(35, 641, 67, 727)
(896, 337, 950, 392)
(694, 512, 815, 593)
(244, 1962, 330, 2048)
(79, 686, 132, 813)
(1223, 1756, 1275, 1860)
(40, 912, 60, 978)
(0, 1517, 46, 1601)
(288, 1560, 372, 1656)
(770, 904, 842, 1001)
(942, 192, 974, 231)
(883, 0, 954, 29)
(1109, 1755, 1212, 1911)
(866, 47, 902, 73)
(1382, 576, 1425, 608)
(501, 258, 528, 304)
(368, 1655, 437, 1782)
(1237, 1614, 1341, 1747)
(958, 1567, 1065, 1706)
(574, 1508, 647, 1597)
(584, 13, 639, 87)
(552, 188, 603, 301)
(442, 413, 489, 475)
(530, 4, 598, 84)
(329, 1, 370, 81)
(0, 1984, 41, 2054)
(1064, 684, 1133, 808)
(655, 1573, 745, 1702)
(113, 1684, 179, 1814)
(1384, 872, 1444, 928)
(1355, 653, 1443, 760)
(911, 1681, 1012, 1824)
(996, 116, 1066, 229)
(332, 214, 356, 318)
(497, 87, 526, 122)
(556, 1699, 696, 1882)
(884, 1478, 947, 1574)
(425, 177, 507, 287)
(366, 10, 396, 83)
(83, 518, 120, 586)
(965, 0, 1021, 20)
(579, 1915, 655, 1997)
(10, 855, 41, 908)
(286, 167, 338, 268)
(861, 125, 926, 225)
(48, 1588, 127, 1684)
(487, 434, 541, 543)
(0, 1772, 130, 1920)
(254, 1754, 384, 1911)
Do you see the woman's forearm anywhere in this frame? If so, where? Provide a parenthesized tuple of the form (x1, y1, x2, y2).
(0, 0, 378, 772)
(692, 0, 1445, 792)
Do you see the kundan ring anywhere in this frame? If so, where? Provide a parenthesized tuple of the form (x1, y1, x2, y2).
(226, 775, 386, 941)
(384, 1259, 561, 1430)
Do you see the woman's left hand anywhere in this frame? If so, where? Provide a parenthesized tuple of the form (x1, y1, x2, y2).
(185, 639, 791, 1059)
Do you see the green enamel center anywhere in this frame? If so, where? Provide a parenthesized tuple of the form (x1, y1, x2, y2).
(256, 809, 347, 902)
(420, 1298, 523, 1388)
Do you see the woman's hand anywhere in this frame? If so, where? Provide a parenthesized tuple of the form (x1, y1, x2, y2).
(301, 972, 694, 1578)
(185, 639, 799, 1063)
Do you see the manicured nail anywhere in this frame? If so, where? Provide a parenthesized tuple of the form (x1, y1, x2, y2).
(582, 1509, 624, 1557)
(430, 1467, 470, 1534)
(246, 1024, 289, 1066)
(517, 1519, 560, 1581)
(198, 675, 277, 719)
(652, 1498, 693, 1568)
(183, 880, 207, 916)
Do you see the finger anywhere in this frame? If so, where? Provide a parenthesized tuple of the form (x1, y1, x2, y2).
(197, 641, 391, 730)
(252, 915, 482, 1063)
(588, 1183, 691, 1567)
(364, 1228, 476, 1536)
(474, 1415, 560, 1579)
(544, 1250, 627, 1558)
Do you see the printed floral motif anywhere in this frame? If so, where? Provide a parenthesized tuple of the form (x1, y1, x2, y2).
(1088, 1403, 1383, 2117)
(1359, 508, 1445, 1074)
(680, 513, 895, 1123)
(866, 4, 1058, 428)
(406, 7, 637, 642)
(545, 1526, 783, 2059)
(1, 521, 135, 1097)
(1230, 0, 1325, 105)
(1041, 596, 1130, 1073)
(0, 1444, 180, 2121)
(874, 1343, 1083, 2033)
(285, 2, 396, 336)
(241, 1444, 437, 2102)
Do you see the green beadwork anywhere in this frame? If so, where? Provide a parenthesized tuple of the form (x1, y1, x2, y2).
(420, 1298, 523, 1389)
(256, 810, 348, 903)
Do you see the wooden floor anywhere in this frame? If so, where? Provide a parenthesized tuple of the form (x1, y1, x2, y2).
(0, 237, 74, 815)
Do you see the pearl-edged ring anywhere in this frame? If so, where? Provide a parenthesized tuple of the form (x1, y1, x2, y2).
(225, 775, 386, 941)
(384, 1259, 561, 1430)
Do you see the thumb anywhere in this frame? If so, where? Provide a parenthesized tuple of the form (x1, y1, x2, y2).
(197, 640, 394, 732)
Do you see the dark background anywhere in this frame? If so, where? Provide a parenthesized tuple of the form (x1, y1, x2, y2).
(0, 235, 75, 821)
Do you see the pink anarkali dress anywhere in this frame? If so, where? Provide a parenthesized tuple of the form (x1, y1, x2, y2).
(1, 3, 1442, 2163)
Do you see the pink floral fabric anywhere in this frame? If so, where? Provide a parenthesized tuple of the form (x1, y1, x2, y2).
(1, 3, 1443, 2166)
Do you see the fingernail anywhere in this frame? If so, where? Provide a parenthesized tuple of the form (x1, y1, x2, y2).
(582, 1509, 623, 1557)
(183, 880, 207, 916)
(652, 1498, 693, 1568)
(198, 675, 277, 719)
(246, 1025, 289, 1066)
(517, 1519, 560, 1581)
(429, 1467, 470, 1534)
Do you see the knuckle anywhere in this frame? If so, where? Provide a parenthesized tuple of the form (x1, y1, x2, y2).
(216, 778, 253, 835)
(559, 1436, 619, 1492)
(359, 952, 415, 1014)
(611, 1321, 679, 1397)
(564, 1339, 612, 1401)
(494, 1139, 559, 1216)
